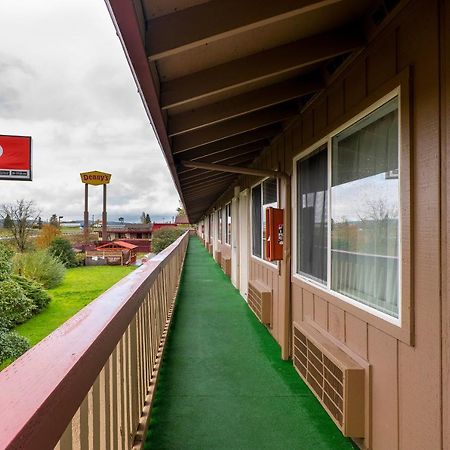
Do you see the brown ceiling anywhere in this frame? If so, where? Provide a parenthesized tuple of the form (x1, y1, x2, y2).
(108, 0, 386, 223)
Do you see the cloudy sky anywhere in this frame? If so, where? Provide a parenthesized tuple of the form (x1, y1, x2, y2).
(0, 0, 180, 223)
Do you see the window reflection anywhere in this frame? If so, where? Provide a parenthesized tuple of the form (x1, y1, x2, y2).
(331, 97, 399, 317)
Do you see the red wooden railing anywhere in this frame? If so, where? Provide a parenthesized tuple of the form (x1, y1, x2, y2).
(0, 231, 189, 450)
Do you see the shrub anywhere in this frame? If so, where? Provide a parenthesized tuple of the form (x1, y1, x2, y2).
(35, 224, 61, 249)
(0, 326, 30, 363)
(0, 242, 13, 281)
(75, 252, 85, 266)
(13, 250, 65, 289)
(0, 279, 35, 328)
(48, 238, 78, 268)
(12, 274, 51, 313)
(151, 227, 184, 253)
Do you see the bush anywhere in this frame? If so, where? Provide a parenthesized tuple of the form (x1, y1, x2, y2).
(0, 327, 30, 363)
(151, 227, 184, 253)
(0, 279, 35, 328)
(48, 238, 77, 268)
(12, 274, 51, 313)
(0, 242, 13, 281)
(75, 252, 85, 266)
(13, 250, 65, 289)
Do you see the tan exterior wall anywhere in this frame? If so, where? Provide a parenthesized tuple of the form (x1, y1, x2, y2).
(219, 243, 231, 259)
(441, 1, 450, 445)
(204, 1, 448, 448)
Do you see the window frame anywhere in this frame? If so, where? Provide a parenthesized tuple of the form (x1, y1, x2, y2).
(292, 81, 412, 339)
(209, 213, 213, 241)
(250, 177, 279, 268)
(217, 208, 222, 243)
(225, 202, 232, 245)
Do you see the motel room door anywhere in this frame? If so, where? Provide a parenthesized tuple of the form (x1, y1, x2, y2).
(239, 189, 249, 300)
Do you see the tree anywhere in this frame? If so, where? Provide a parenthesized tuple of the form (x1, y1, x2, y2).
(176, 206, 185, 217)
(1, 200, 40, 252)
(3, 213, 13, 229)
(37, 216, 43, 229)
(36, 224, 61, 249)
(49, 214, 59, 227)
(141, 212, 151, 224)
(151, 227, 184, 253)
(48, 238, 77, 268)
(118, 217, 124, 224)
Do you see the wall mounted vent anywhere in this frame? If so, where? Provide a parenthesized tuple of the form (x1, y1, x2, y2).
(221, 255, 231, 277)
(293, 322, 365, 438)
(247, 280, 271, 326)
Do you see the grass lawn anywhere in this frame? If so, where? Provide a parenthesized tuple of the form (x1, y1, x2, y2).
(14, 265, 136, 346)
(60, 226, 83, 234)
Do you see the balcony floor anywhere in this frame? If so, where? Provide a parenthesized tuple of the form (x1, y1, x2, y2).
(146, 237, 356, 449)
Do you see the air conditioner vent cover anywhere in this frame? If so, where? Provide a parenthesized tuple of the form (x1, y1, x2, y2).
(293, 322, 365, 437)
(247, 280, 271, 326)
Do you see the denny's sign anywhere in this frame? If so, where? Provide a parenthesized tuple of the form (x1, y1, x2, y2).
(80, 171, 111, 185)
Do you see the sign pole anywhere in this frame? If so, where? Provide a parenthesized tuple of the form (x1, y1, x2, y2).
(84, 184, 89, 243)
(102, 184, 107, 242)
(80, 171, 111, 243)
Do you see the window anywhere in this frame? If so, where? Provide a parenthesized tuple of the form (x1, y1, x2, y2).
(297, 146, 328, 284)
(217, 209, 222, 242)
(225, 203, 232, 244)
(251, 178, 278, 262)
(296, 95, 400, 319)
(209, 214, 213, 241)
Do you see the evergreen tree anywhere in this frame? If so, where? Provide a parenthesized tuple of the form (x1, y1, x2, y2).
(49, 214, 59, 227)
(3, 213, 13, 229)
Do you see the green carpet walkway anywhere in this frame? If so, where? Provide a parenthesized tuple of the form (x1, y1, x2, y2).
(145, 237, 356, 450)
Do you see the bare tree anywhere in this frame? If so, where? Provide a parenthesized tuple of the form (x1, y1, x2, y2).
(1, 200, 40, 252)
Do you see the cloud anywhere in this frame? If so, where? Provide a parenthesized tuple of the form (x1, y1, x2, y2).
(0, 0, 179, 221)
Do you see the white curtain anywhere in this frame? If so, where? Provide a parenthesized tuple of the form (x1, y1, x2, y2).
(331, 97, 399, 318)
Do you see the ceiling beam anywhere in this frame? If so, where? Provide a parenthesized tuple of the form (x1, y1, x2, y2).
(172, 124, 279, 156)
(183, 176, 236, 194)
(146, 0, 344, 60)
(160, 28, 364, 109)
(176, 141, 265, 175)
(168, 75, 322, 136)
(179, 151, 262, 178)
(182, 172, 236, 189)
(181, 160, 287, 178)
(184, 182, 233, 196)
(177, 143, 263, 173)
(172, 103, 297, 153)
(180, 169, 234, 185)
(188, 140, 265, 162)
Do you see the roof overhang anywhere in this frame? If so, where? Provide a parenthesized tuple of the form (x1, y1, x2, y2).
(104, 0, 393, 222)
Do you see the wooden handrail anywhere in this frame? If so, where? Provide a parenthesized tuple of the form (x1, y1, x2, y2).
(0, 231, 189, 450)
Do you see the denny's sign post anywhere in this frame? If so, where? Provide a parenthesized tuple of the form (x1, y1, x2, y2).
(80, 171, 111, 242)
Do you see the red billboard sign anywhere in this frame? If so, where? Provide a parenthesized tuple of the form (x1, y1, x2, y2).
(0, 135, 32, 181)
